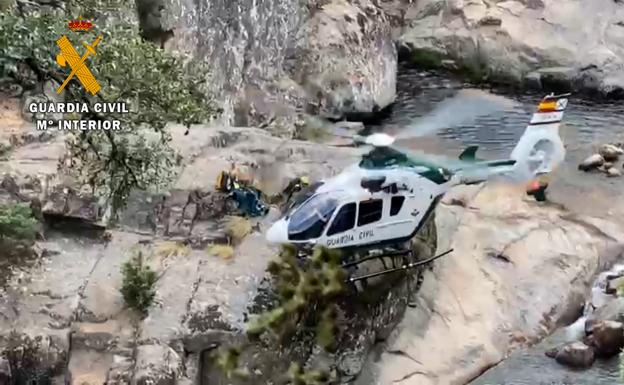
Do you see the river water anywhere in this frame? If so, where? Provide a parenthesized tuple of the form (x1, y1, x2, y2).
(370, 66, 624, 226)
(471, 267, 624, 385)
(368, 66, 624, 385)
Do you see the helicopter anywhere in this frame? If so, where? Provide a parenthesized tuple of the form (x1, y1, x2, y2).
(265, 92, 569, 286)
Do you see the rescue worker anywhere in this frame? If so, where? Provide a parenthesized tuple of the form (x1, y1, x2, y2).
(283, 176, 311, 203)
(526, 172, 549, 202)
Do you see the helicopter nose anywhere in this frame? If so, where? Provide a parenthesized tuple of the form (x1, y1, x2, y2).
(266, 219, 289, 244)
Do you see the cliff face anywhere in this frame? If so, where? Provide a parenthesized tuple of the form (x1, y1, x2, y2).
(0, 124, 417, 385)
(158, 0, 397, 127)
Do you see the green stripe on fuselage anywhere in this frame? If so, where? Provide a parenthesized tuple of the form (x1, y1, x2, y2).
(358, 146, 516, 185)
(359, 147, 451, 184)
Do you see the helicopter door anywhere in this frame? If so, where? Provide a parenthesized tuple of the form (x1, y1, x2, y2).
(353, 198, 384, 245)
(323, 202, 359, 247)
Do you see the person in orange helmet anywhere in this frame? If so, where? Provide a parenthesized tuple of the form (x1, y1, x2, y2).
(526, 172, 550, 201)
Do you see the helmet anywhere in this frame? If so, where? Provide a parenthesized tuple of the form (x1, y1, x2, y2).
(300, 176, 310, 186)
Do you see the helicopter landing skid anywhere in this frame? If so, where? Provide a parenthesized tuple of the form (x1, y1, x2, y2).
(347, 248, 453, 283)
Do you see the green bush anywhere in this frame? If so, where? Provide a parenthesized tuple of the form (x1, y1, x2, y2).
(409, 49, 444, 70)
(120, 251, 157, 314)
(216, 246, 345, 383)
(0, 203, 38, 241)
(0, 11, 221, 219)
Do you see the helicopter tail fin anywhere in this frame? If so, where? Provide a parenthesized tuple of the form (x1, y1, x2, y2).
(509, 93, 569, 178)
(459, 145, 481, 161)
(452, 93, 570, 185)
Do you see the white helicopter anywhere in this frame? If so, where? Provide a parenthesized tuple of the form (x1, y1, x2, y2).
(266, 92, 569, 283)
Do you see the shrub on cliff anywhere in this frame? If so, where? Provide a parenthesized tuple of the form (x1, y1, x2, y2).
(0, 203, 38, 241)
(120, 251, 157, 315)
(216, 246, 346, 383)
(0, 9, 221, 219)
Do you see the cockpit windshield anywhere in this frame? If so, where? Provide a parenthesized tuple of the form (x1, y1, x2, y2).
(288, 193, 339, 241)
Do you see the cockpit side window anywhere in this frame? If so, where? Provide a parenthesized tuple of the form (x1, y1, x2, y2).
(288, 193, 338, 240)
(326, 203, 357, 236)
(284, 181, 325, 216)
(357, 199, 383, 226)
(390, 196, 405, 216)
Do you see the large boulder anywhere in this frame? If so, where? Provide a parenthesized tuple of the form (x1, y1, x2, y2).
(398, 0, 624, 96)
(366, 185, 624, 385)
(291, 0, 397, 119)
(41, 186, 102, 226)
(586, 320, 624, 357)
(0, 357, 10, 385)
(599, 144, 623, 162)
(160, 0, 395, 126)
(589, 297, 624, 325)
(579, 154, 605, 171)
(553, 342, 595, 369)
(132, 344, 183, 385)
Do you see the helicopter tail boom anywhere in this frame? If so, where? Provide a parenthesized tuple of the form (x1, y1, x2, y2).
(451, 158, 517, 184)
(453, 93, 569, 185)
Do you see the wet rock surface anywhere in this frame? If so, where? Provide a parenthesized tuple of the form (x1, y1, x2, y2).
(551, 341, 596, 369)
(579, 143, 624, 177)
(586, 320, 624, 357)
(474, 244, 624, 384)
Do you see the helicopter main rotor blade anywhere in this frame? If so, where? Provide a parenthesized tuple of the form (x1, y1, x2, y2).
(396, 89, 521, 139)
(389, 143, 538, 185)
(390, 143, 473, 170)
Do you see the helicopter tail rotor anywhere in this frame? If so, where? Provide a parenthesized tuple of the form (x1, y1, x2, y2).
(329, 127, 395, 148)
(509, 93, 569, 180)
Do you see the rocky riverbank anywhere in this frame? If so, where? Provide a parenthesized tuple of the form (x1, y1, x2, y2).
(3, 0, 624, 382)
(133, 0, 624, 134)
(1, 111, 624, 385)
(0, 118, 435, 385)
(472, 258, 624, 385)
(395, 0, 624, 97)
(578, 143, 624, 177)
(356, 184, 624, 385)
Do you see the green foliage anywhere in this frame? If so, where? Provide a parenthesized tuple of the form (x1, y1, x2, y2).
(460, 62, 488, 85)
(294, 117, 331, 143)
(0, 0, 13, 12)
(0, 13, 62, 80)
(409, 49, 444, 70)
(405, 47, 490, 84)
(0, 12, 221, 218)
(247, 245, 346, 349)
(216, 246, 345, 384)
(287, 362, 332, 385)
(618, 279, 624, 297)
(214, 346, 249, 379)
(0, 203, 38, 241)
(120, 251, 157, 314)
